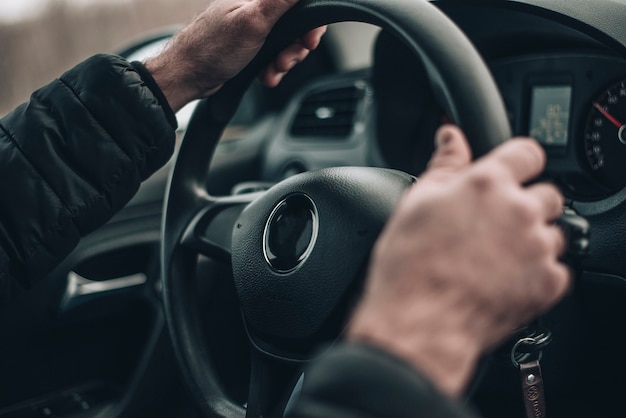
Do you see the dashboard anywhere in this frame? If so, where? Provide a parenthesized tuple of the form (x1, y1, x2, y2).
(246, 9, 626, 414)
(179, 3, 626, 416)
(491, 54, 626, 200)
(258, 3, 626, 205)
(89, 2, 626, 418)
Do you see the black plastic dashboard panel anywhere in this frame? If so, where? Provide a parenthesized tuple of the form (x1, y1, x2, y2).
(261, 70, 378, 181)
(436, 0, 626, 53)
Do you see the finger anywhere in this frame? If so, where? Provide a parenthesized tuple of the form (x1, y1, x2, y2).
(548, 224, 567, 258)
(426, 124, 472, 173)
(271, 27, 327, 74)
(298, 26, 328, 50)
(255, 17, 326, 88)
(525, 183, 564, 221)
(259, 39, 316, 87)
(486, 138, 546, 184)
(258, 44, 308, 87)
(542, 260, 571, 307)
(258, 66, 286, 87)
(273, 42, 311, 72)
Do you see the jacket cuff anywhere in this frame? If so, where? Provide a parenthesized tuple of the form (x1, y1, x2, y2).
(288, 342, 480, 418)
(130, 60, 178, 130)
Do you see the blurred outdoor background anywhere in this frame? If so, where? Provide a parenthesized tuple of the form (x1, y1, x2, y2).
(0, 0, 209, 115)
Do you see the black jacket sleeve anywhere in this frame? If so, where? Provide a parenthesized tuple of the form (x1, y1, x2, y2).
(288, 343, 481, 418)
(0, 54, 176, 302)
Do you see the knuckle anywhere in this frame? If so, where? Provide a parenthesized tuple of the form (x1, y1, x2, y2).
(468, 167, 498, 191)
(232, 6, 269, 36)
(513, 138, 546, 165)
(541, 264, 571, 303)
(245, 0, 296, 31)
(489, 138, 546, 181)
(542, 182, 562, 199)
(544, 185, 565, 216)
(511, 197, 542, 224)
(555, 227, 567, 256)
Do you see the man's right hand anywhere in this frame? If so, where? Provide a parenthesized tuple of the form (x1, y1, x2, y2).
(347, 125, 570, 397)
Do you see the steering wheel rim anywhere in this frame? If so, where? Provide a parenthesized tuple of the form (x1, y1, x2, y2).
(162, 0, 511, 416)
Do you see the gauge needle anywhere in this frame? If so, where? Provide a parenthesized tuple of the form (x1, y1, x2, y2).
(593, 102, 623, 128)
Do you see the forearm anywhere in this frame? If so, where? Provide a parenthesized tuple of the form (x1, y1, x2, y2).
(346, 295, 484, 398)
(0, 54, 176, 299)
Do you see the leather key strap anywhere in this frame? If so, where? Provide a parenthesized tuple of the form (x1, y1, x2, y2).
(520, 359, 547, 418)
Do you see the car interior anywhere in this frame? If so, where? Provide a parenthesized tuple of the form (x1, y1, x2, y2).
(2, 0, 626, 417)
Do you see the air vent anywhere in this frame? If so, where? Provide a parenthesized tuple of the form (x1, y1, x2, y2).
(290, 85, 366, 138)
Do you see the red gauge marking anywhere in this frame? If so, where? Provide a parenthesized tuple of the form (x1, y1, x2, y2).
(593, 101, 623, 128)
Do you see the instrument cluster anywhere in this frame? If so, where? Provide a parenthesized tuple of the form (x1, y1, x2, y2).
(490, 54, 626, 200)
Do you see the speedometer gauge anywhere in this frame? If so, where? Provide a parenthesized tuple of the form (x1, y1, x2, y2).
(584, 79, 626, 191)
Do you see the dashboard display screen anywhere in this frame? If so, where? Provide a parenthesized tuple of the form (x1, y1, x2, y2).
(528, 85, 572, 146)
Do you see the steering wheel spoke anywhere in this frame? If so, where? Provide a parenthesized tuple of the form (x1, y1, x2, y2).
(246, 350, 303, 418)
(180, 192, 264, 261)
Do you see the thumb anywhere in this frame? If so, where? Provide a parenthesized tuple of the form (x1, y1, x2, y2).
(426, 125, 472, 174)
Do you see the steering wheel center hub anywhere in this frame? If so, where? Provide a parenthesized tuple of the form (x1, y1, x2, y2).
(263, 193, 319, 273)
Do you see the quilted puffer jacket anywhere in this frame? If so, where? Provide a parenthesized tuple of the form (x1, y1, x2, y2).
(0, 54, 176, 302)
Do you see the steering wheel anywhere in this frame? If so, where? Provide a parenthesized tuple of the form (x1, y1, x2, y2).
(161, 0, 511, 416)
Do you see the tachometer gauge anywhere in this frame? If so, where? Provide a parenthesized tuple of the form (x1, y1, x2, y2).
(583, 80, 626, 191)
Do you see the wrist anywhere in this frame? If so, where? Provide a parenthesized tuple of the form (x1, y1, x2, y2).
(346, 298, 484, 397)
(143, 57, 191, 113)
(144, 56, 221, 113)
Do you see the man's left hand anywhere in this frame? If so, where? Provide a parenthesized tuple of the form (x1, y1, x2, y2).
(145, 0, 326, 112)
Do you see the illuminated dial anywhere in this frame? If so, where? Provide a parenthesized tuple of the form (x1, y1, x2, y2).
(583, 80, 626, 191)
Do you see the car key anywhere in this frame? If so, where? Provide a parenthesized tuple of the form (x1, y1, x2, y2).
(511, 328, 551, 418)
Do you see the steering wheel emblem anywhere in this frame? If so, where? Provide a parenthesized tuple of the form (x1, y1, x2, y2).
(263, 193, 319, 273)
